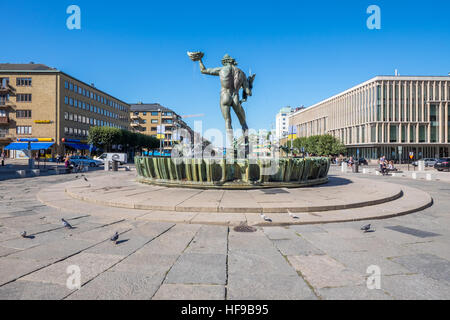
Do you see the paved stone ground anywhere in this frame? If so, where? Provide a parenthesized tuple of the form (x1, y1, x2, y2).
(0, 170, 449, 299)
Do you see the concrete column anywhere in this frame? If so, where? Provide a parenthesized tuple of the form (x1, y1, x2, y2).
(407, 123, 410, 143)
(439, 102, 443, 143)
(416, 123, 420, 143)
(375, 123, 379, 143)
(427, 103, 431, 143)
(445, 102, 449, 143)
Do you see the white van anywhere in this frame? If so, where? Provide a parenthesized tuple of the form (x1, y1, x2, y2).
(97, 153, 128, 165)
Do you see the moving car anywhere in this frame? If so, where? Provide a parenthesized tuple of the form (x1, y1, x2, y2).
(96, 153, 128, 165)
(434, 158, 450, 172)
(69, 155, 103, 167)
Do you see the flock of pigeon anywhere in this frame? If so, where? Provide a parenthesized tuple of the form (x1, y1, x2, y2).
(21, 218, 121, 244)
(18, 173, 374, 244)
(19, 174, 121, 244)
(260, 210, 375, 233)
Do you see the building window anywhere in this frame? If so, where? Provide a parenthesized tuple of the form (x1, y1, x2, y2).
(389, 124, 398, 143)
(151, 119, 158, 123)
(69, 83, 73, 91)
(430, 104, 438, 143)
(16, 110, 32, 118)
(65, 96, 69, 104)
(151, 111, 159, 116)
(64, 127, 69, 134)
(64, 112, 68, 120)
(65, 81, 69, 89)
(16, 78, 32, 86)
(69, 113, 73, 121)
(16, 126, 32, 135)
(16, 94, 32, 102)
(69, 98, 73, 106)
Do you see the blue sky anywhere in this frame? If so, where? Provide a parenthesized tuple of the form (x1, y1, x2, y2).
(2, 0, 450, 134)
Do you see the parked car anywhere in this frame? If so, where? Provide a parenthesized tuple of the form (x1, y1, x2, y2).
(96, 153, 128, 165)
(434, 158, 450, 172)
(69, 155, 103, 167)
(355, 158, 368, 165)
(412, 158, 438, 167)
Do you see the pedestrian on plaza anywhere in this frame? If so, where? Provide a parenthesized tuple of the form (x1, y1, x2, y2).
(1, 151, 5, 166)
(379, 156, 387, 175)
(347, 156, 354, 167)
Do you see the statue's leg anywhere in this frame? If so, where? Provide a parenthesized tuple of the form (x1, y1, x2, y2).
(232, 96, 249, 157)
(220, 93, 233, 154)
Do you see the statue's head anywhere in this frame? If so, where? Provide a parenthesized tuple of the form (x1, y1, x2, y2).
(222, 54, 237, 66)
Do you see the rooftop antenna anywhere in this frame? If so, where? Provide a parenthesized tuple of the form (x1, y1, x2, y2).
(395, 69, 398, 76)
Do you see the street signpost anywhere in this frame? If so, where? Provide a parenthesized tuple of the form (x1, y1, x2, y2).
(408, 151, 414, 171)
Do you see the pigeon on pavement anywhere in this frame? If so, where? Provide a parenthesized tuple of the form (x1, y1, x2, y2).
(361, 223, 372, 232)
(288, 210, 299, 219)
(260, 213, 272, 223)
(62, 218, 73, 229)
(20, 231, 27, 238)
(111, 231, 119, 244)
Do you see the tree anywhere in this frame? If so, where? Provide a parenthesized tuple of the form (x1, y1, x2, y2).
(285, 135, 345, 156)
(88, 127, 159, 153)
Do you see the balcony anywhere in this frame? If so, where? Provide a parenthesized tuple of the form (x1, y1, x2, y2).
(131, 122, 141, 127)
(0, 116, 10, 125)
(0, 133, 14, 141)
(0, 101, 16, 109)
(0, 84, 16, 95)
(131, 115, 140, 120)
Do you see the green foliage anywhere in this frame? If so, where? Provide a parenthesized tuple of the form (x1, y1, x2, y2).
(88, 127, 159, 152)
(285, 134, 345, 156)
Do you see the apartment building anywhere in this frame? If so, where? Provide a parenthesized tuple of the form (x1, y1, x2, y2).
(289, 75, 450, 160)
(130, 103, 193, 152)
(0, 63, 130, 158)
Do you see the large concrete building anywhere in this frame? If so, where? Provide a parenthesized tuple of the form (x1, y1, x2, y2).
(0, 63, 130, 158)
(129, 102, 193, 152)
(289, 75, 450, 160)
(275, 107, 293, 139)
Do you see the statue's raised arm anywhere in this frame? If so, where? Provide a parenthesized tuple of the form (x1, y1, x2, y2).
(199, 59, 221, 76)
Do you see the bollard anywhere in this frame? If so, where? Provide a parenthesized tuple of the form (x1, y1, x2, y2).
(341, 162, 347, 173)
(426, 173, 433, 181)
(418, 160, 425, 171)
(104, 161, 110, 171)
(112, 160, 119, 172)
(412, 172, 418, 179)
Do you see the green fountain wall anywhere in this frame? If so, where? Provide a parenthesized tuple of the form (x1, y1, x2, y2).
(135, 157, 330, 189)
